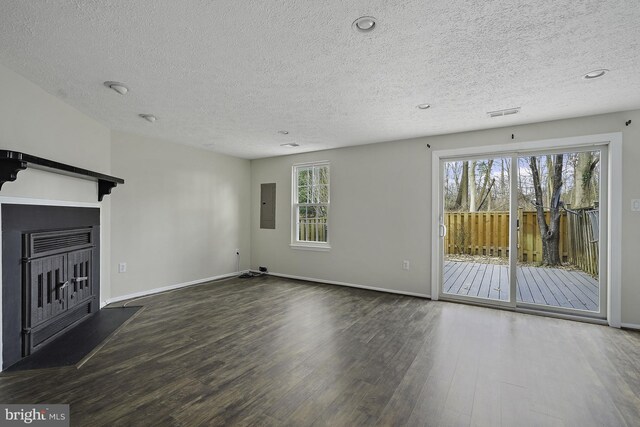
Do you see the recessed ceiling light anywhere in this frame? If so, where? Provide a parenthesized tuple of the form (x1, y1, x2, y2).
(139, 114, 157, 123)
(280, 143, 299, 148)
(487, 107, 520, 118)
(104, 81, 129, 95)
(417, 103, 431, 110)
(278, 130, 289, 135)
(583, 69, 608, 80)
(352, 16, 376, 33)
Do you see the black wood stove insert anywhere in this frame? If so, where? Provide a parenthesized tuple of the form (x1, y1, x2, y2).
(22, 228, 95, 355)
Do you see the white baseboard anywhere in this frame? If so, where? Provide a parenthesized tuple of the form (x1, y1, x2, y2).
(268, 272, 431, 299)
(103, 271, 244, 306)
(621, 323, 640, 330)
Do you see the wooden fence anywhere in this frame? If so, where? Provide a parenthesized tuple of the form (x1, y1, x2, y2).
(298, 220, 328, 242)
(444, 210, 568, 263)
(517, 210, 569, 263)
(566, 209, 599, 276)
(445, 209, 599, 274)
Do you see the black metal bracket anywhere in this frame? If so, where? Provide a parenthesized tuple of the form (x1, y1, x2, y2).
(98, 179, 118, 201)
(0, 150, 124, 201)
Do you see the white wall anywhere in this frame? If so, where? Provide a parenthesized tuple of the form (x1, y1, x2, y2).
(250, 109, 640, 325)
(109, 132, 251, 298)
(0, 62, 112, 299)
(0, 63, 111, 197)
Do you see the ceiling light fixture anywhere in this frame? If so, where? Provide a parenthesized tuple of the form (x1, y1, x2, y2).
(103, 81, 129, 95)
(139, 114, 157, 123)
(417, 103, 431, 110)
(487, 107, 520, 118)
(352, 16, 376, 33)
(583, 69, 608, 80)
(280, 143, 299, 148)
(278, 130, 289, 135)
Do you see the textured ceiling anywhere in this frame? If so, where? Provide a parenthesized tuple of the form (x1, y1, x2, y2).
(0, 1, 639, 159)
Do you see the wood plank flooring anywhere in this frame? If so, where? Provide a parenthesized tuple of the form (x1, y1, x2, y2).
(445, 261, 600, 311)
(1, 275, 639, 426)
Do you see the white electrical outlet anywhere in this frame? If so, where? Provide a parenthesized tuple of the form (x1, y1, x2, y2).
(632, 199, 640, 212)
(402, 260, 410, 270)
(118, 262, 127, 273)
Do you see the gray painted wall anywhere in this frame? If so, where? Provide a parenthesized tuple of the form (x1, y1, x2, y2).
(250, 109, 640, 325)
(109, 132, 251, 297)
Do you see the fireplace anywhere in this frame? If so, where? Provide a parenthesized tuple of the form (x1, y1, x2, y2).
(22, 227, 96, 355)
(0, 150, 123, 369)
(2, 204, 100, 369)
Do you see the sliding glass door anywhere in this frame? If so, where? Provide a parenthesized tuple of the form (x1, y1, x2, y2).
(441, 156, 515, 307)
(515, 149, 607, 316)
(438, 146, 607, 318)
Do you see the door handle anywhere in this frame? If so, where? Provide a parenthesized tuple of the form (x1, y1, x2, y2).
(56, 280, 69, 290)
(439, 224, 447, 237)
(72, 277, 88, 283)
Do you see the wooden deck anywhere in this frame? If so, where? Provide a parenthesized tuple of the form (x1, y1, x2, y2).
(444, 261, 599, 311)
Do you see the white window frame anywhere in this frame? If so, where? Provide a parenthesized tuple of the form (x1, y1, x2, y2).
(290, 161, 331, 251)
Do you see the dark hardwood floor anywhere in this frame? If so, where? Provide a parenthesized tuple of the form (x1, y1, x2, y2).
(1, 275, 639, 426)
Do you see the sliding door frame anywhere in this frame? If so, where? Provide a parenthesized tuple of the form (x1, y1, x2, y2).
(431, 132, 622, 327)
(513, 146, 608, 320)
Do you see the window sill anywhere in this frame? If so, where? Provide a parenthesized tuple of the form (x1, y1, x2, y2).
(289, 243, 331, 252)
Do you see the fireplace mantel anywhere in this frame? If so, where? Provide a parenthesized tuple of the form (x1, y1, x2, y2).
(0, 150, 124, 201)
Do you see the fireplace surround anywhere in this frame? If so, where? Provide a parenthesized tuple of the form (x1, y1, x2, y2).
(2, 204, 100, 369)
(0, 150, 123, 369)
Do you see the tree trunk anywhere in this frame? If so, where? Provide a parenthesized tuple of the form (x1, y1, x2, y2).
(477, 178, 495, 211)
(444, 163, 449, 200)
(530, 155, 564, 265)
(500, 159, 506, 197)
(477, 160, 494, 209)
(572, 152, 599, 208)
(455, 161, 469, 210)
(469, 161, 477, 212)
(542, 231, 561, 265)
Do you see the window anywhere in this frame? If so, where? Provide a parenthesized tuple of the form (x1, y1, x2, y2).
(292, 162, 330, 249)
